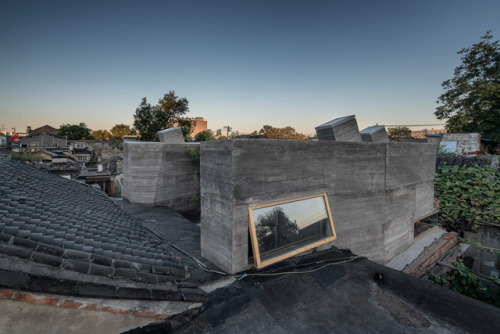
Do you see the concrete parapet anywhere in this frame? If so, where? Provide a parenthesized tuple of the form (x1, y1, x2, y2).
(360, 125, 390, 142)
(157, 127, 185, 144)
(315, 115, 362, 142)
(200, 139, 437, 274)
(122, 142, 200, 215)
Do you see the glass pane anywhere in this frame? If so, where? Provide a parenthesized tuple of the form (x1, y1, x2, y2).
(252, 195, 333, 261)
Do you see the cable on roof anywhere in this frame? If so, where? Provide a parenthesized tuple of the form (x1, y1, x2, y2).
(141, 221, 362, 278)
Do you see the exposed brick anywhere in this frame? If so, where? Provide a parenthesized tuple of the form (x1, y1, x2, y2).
(0, 289, 15, 299)
(13, 292, 37, 303)
(58, 299, 85, 309)
(81, 303, 100, 311)
(133, 310, 168, 319)
(100, 305, 134, 315)
(33, 295, 60, 306)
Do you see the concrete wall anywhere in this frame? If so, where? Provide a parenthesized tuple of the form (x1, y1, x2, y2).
(315, 116, 362, 142)
(463, 225, 500, 279)
(200, 140, 436, 274)
(442, 133, 481, 155)
(122, 142, 200, 215)
(157, 127, 185, 144)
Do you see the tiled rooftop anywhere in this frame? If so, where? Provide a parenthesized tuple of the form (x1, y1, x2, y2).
(0, 154, 206, 302)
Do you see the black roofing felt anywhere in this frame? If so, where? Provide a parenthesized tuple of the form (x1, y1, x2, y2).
(0, 154, 206, 302)
(168, 251, 500, 334)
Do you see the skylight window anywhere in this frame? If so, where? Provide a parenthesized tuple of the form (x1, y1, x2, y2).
(248, 193, 336, 269)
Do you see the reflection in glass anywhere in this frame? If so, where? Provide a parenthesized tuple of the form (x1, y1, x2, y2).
(249, 194, 336, 267)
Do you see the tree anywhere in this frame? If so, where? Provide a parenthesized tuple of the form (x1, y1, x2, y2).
(194, 129, 215, 141)
(59, 123, 92, 140)
(133, 91, 189, 141)
(177, 118, 194, 141)
(110, 124, 136, 139)
(255, 125, 307, 140)
(387, 126, 412, 139)
(92, 129, 112, 140)
(435, 31, 500, 140)
(255, 207, 299, 253)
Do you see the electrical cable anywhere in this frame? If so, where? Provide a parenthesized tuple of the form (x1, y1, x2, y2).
(142, 221, 362, 278)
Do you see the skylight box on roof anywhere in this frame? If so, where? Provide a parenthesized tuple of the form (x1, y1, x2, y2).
(248, 193, 337, 269)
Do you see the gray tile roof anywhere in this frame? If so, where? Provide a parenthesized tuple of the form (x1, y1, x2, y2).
(0, 154, 206, 302)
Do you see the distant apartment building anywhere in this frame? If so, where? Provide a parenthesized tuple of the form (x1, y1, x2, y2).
(412, 128, 448, 139)
(192, 117, 208, 138)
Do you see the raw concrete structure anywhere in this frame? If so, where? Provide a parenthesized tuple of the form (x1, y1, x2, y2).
(441, 133, 481, 155)
(200, 139, 436, 274)
(157, 126, 185, 144)
(360, 125, 390, 142)
(315, 115, 362, 142)
(122, 141, 200, 214)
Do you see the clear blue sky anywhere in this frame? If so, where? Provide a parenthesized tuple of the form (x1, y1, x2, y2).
(1, 0, 499, 136)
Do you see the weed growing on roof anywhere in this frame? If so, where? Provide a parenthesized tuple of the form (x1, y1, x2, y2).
(10, 151, 43, 161)
(435, 165, 500, 231)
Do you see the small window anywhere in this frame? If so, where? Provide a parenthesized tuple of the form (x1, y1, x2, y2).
(413, 210, 439, 241)
(248, 193, 336, 269)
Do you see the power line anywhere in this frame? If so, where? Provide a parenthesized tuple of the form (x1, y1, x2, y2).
(384, 124, 446, 127)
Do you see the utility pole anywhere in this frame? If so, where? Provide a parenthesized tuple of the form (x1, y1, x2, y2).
(223, 126, 232, 138)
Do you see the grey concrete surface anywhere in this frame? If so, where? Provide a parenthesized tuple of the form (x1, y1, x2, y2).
(360, 125, 390, 142)
(158, 127, 185, 144)
(122, 142, 200, 214)
(315, 115, 362, 142)
(386, 228, 447, 271)
(0, 299, 158, 334)
(200, 139, 437, 274)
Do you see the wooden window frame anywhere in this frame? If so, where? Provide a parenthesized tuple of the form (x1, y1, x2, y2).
(413, 209, 439, 242)
(248, 193, 336, 269)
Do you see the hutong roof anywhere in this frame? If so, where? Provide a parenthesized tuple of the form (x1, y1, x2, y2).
(0, 154, 206, 302)
(169, 249, 500, 334)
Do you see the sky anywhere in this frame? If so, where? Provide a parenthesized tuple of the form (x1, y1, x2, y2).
(1, 0, 500, 136)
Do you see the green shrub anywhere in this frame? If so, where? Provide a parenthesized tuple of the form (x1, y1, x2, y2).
(435, 165, 500, 229)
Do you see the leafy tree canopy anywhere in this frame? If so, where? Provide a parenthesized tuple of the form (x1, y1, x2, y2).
(252, 125, 307, 140)
(387, 126, 412, 139)
(59, 123, 92, 140)
(92, 129, 112, 140)
(110, 124, 136, 139)
(133, 91, 189, 141)
(194, 129, 215, 142)
(177, 118, 194, 141)
(435, 31, 500, 140)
